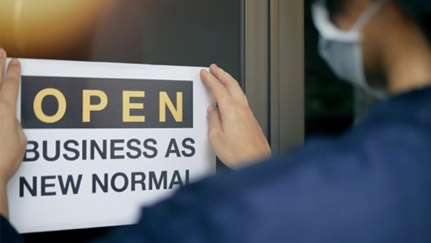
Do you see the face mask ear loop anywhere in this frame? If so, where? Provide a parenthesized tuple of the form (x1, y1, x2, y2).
(351, 0, 387, 32)
(311, 1, 334, 38)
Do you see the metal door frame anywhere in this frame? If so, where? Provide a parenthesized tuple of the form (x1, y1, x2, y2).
(243, 0, 304, 152)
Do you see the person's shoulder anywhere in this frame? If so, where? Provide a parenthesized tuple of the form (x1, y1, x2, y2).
(364, 86, 431, 126)
(345, 86, 431, 158)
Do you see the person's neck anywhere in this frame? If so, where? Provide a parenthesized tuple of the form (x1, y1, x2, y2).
(378, 2, 431, 94)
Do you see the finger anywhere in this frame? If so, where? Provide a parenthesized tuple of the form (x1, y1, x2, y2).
(209, 64, 247, 104)
(200, 69, 233, 108)
(0, 48, 6, 84)
(0, 59, 21, 109)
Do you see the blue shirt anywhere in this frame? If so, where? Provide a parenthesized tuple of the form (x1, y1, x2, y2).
(2, 87, 430, 242)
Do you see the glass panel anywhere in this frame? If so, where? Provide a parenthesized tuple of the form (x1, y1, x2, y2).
(1, 0, 242, 241)
(0, 0, 242, 78)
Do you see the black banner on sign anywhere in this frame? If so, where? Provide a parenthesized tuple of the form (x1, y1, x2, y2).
(21, 76, 193, 129)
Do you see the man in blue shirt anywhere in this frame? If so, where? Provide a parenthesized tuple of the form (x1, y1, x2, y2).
(1, 0, 430, 242)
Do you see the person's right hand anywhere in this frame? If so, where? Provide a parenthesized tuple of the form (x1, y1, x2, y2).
(200, 64, 271, 169)
(0, 49, 26, 188)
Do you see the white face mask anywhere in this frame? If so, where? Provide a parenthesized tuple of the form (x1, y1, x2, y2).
(312, 0, 388, 99)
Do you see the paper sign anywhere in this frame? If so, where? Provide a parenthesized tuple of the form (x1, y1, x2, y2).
(7, 59, 215, 233)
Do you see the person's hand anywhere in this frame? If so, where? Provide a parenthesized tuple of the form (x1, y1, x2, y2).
(0, 49, 26, 190)
(200, 64, 270, 169)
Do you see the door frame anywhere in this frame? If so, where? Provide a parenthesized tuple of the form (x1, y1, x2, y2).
(243, 0, 304, 152)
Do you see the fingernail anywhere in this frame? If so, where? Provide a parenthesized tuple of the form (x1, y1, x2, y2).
(0, 49, 5, 58)
(10, 58, 19, 65)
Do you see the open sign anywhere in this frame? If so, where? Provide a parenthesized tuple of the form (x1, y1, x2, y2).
(21, 76, 193, 129)
(9, 59, 215, 233)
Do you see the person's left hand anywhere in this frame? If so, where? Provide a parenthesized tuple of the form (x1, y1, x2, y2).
(0, 50, 27, 193)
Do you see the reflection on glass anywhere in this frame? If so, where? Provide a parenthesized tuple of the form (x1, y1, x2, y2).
(0, 0, 241, 78)
(0, 0, 110, 59)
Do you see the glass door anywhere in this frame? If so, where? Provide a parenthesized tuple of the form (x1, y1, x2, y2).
(1, 0, 242, 241)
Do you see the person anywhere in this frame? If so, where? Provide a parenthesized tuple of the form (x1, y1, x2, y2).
(1, 0, 430, 242)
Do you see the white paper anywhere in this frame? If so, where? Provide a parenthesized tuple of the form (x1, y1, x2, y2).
(7, 59, 215, 233)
